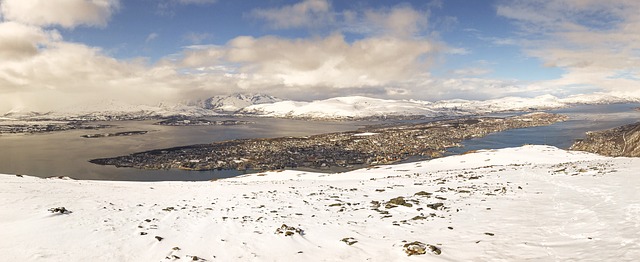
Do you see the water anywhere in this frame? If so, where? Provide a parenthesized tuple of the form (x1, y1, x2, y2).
(1, 104, 638, 181)
(0, 117, 375, 181)
(447, 103, 640, 154)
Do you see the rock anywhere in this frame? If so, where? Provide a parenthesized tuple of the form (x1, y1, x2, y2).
(341, 237, 358, 245)
(403, 241, 441, 256)
(385, 197, 413, 208)
(275, 224, 304, 236)
(414, 191, 432, 197)
(428, 244, 442, 255)
(427, 203, 444, 210)
(403, 241, 427, 256)
(48, 207, 71, 214)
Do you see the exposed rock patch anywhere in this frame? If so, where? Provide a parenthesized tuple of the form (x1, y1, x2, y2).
(403, 241, 441, 256)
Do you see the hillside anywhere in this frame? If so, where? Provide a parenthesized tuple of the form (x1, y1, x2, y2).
(3, 93, 638, 121)
(204, 93, 281, 113)
(571, 122, 640, 157)
(1, 146, 639, 261)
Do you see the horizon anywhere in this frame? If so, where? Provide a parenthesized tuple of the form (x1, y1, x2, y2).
(1, 0, 640, 112)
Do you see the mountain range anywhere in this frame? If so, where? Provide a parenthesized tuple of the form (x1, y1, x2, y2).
(2, 93, 638, 121)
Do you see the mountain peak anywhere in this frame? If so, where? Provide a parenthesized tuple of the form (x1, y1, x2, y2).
(204, 93, 282, 113)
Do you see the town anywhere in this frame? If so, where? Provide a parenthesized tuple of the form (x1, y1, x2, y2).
(0, 121, 110, 134)
(91, 112, 568, 172)
(154, 117, 253, 126)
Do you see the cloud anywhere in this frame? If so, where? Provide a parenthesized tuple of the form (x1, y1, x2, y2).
(249, 0, 332, 29)
(0, 21, 192, 112)
(250, 0, 431, 39)
(178, 33, 435, 89)
(0, 22, 60, 60)
(184, 32, 212, 44)
(145, 32, 159, 43)
(156, 0, 217, 16)
(451, 67, 492, 77)
(0, 0, 548, 114)
(0, 0, 120, 28)
(497, 0, 640, 96)
(362, 5, 428, 37)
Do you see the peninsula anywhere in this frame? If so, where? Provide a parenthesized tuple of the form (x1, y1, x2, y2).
(91, 112, 567, 172)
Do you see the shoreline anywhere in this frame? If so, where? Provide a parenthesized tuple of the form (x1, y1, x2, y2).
(90, 112, 568, 173)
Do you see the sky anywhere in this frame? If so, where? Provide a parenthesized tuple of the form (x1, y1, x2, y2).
(1, 0, 639, 112)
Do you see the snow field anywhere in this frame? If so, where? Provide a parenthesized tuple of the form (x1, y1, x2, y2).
(0, 145, 638, 261)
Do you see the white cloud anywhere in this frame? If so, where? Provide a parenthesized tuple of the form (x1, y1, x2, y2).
(184, 32, 212, 44)
(451, 67, 492, 77)
(0, 0, 120, 28)
(251, 1, 431, 38)
(250, 0, 332, 29)
(497, 0, 640, 96)
(178, 33, 434, 89)
(1, 0, 570, 114)
(145, 33, 159, 43)
(363, 5, 428, 37)
(0, 22, 60, 60)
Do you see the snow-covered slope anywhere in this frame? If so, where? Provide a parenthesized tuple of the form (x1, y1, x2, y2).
(240, 96, 442, 118)
(4, 93, 638, 121)
(240, 94, 572, 119)
(1, 145, 639, 261)
(4, 100, 218, 121)
(560, 93, 640, 104)
(204, 93, 281, 113)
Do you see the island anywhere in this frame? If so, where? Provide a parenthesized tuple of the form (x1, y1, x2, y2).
(81, 131, 148, 138)
(155, 117, 253, 126)
(0, 121, 111, 134)
(91, 112, 568, 172)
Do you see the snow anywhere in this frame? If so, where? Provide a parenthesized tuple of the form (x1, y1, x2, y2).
(352, 132, 378, 137)
(204, 93, 282, 113)
(240, 96, 440, 118)
(1, 145, 639, 261)
(240, 94, 639, 119)
(4, 93, 640, 120)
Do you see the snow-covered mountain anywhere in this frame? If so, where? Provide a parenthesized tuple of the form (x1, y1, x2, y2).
(238, 94, 581, 119)
(2, 99, 219, 121)
(3, 93, 638, 121)
(239, 96, 443, 119)
(239, 93, 640, 119)
(204, 93, 282, 113)
(560, 93, 640, 105)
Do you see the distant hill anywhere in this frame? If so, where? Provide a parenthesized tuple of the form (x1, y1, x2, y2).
(204, 93, 281, 113)
(238, 94, 572, 119)
(571, 122, 640, 157)
(2, 93, 638, 121)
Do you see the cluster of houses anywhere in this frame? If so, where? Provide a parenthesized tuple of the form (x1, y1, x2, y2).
(92, 112, 567, 172)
